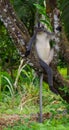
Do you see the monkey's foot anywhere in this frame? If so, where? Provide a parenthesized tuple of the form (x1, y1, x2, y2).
(49, 86, 58, 95)
(25, 50, 30, 57)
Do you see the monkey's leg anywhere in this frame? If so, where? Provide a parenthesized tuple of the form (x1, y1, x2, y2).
(39, 59, 58, 94)
(39, 73, 43, 123)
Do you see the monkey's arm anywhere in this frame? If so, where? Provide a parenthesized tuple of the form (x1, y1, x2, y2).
(44, 27, 61, 39)
(25, 32, 36, 57)
(43, 28, 55, 40)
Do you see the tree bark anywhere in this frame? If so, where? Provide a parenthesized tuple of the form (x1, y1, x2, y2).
(0, 0, 69, 103)
(46, 0, 57, 13)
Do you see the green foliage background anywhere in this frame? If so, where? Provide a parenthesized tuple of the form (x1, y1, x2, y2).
(0, 0, 69, 129)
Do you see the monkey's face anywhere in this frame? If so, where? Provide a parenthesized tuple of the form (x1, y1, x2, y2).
(34, 22, 45, 32)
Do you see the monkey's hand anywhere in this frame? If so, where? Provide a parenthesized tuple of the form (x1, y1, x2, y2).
(56, 26, 62, 32)
(25, 49, 30, 57)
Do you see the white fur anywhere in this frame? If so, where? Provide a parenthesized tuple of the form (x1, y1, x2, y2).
(35, 32, 54, 65)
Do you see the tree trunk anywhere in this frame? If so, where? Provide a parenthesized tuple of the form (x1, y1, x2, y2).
(0, 0, 69, 103)
(67, 64, 69, 76)
(46, 0, 57, 13)
(60, 30, 69, 77)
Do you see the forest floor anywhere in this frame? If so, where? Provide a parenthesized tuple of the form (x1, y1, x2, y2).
(0, 112, 52, 129)
(0, 97, 69, 130)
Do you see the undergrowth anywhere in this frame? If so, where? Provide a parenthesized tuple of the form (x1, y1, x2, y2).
(0, 66, 69, 130)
